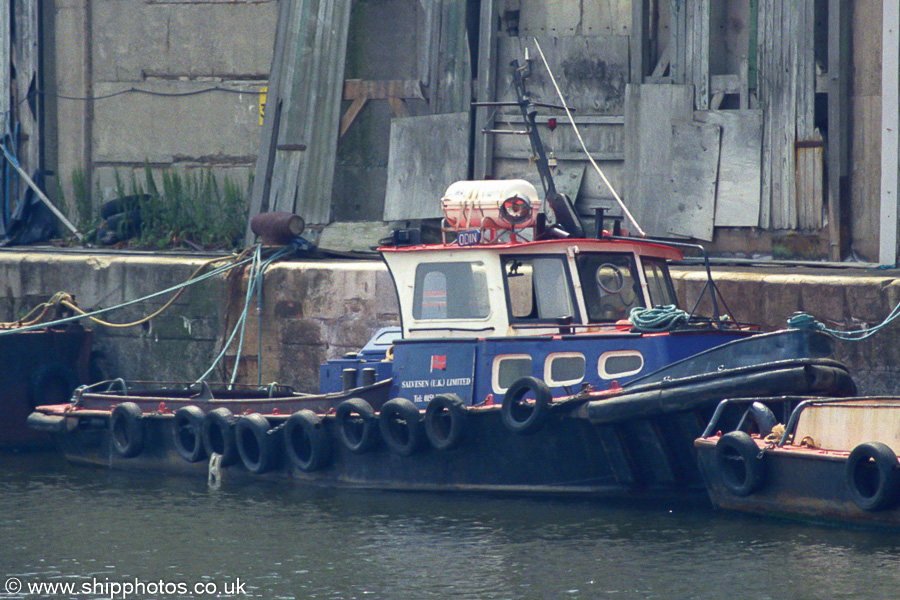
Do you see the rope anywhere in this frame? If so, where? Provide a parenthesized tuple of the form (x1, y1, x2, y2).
(196, 244, 295, 384)
(0, 253, 256, 337)
(629, 305, 689, 332)
(532, 38, 646, 238)
(787, 305, 900, 341)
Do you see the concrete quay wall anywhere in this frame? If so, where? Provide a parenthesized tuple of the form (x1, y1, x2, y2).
(1, 252, 899, 395)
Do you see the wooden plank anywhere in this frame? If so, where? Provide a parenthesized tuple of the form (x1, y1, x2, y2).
(587, 0, 631, 35)
(669, 0, 685, 84)
(758, 0, 771, 228)
(496, 35, 630, 115)
(259, 0, 353, 226)
(383, 112, 469, 221)
(666, 120, 720, 241)
(13, 0, 40, 179)
(795, 137, 825, 230)
(0, 4, 9, 118)
(694, 110, 762, 228)
(248, 0, 303, 241)
(432, 0, 471, 114)
(631, 0, 649, 84)
(827, 0, 849, 260)
(474, 0, 499, 179)
(881, 0, 900, 265)
(695, 0, 710, 111)
(624, 84, 694, 238)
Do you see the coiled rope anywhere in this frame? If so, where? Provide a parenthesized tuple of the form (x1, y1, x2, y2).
(787, 305, 900, 341)
(629, 305, 689, 332)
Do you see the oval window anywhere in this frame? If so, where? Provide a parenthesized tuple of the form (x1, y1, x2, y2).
(544, 353, 585, 387)
(598, 351, 644, 379)
(493, 355, 533, 393)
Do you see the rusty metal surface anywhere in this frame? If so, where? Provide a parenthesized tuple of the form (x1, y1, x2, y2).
(696, 439, 900, 530)
(0, 325, 92, 448)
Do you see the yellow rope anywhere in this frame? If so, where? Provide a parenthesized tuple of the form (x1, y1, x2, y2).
(0, 251, 251, 330)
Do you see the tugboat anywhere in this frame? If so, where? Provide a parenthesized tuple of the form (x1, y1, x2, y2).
(28, 60, 856, 496)
(695, 396, 900, 529)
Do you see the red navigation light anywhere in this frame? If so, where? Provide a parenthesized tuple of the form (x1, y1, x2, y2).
(548, 117, 557, 131)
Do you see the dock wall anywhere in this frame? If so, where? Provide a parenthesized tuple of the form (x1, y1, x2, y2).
(1, 252, 898, 395)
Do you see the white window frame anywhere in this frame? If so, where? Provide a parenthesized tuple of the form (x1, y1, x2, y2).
(543, 352, 586, 387)
(598, 350, 644, 380)
(492, 354, 533, 394)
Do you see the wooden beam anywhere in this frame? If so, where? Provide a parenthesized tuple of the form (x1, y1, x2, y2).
(474, 0, 499, 179)
(826, 0, 849, 261)
(0, 3, 9, 118)
(631, 0, 650, 85)
(880, 0, 899, 265)
(246, 0, 293, 244)
(340, 79, 425, 138)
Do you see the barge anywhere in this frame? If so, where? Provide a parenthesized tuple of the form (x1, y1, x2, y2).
(696, 397, 900, 529)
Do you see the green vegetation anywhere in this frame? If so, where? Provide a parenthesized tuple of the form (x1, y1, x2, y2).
(65, 166, 250, 251)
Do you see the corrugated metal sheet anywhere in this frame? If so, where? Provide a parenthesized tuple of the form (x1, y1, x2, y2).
(247, 0, 352, 237)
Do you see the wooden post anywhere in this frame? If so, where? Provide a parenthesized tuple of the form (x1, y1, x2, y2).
(880, 0, 899, 265)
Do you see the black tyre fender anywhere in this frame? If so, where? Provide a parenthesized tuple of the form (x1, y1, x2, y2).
(29, 363, 80, 409)
(335, 397, 379, 453)
(845, 442, 900, 511)
(501, 376, 552, 434)
(110, 402, 144, 458)
(172, 405, 206, 463)
(379, 398, 425, 456)
(424, 394, 468, 451)
(284, 410, 332, 472)
(714, 431, 765, 497)
(235, 413, 277, 474)
(202, 407, 239, 466)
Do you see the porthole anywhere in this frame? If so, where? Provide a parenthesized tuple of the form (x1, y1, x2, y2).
(492, 354, 533, 393)
(598, 351, 644, 379)
(544, 353, 585, 387)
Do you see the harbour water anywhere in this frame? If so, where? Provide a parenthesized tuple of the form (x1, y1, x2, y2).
(2, 451, 900, 600)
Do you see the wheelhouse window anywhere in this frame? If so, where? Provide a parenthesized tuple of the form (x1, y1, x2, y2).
(503, 256, 577, 322)
(642, 258, 678, 308)
(576, 253, 642, 322)
(412, 262, 490, 320)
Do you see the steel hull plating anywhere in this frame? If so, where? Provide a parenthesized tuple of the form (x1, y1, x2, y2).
(696, 438, 900, 530)
(34, 358, 856, 498)
(0, 326, 92, 449)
